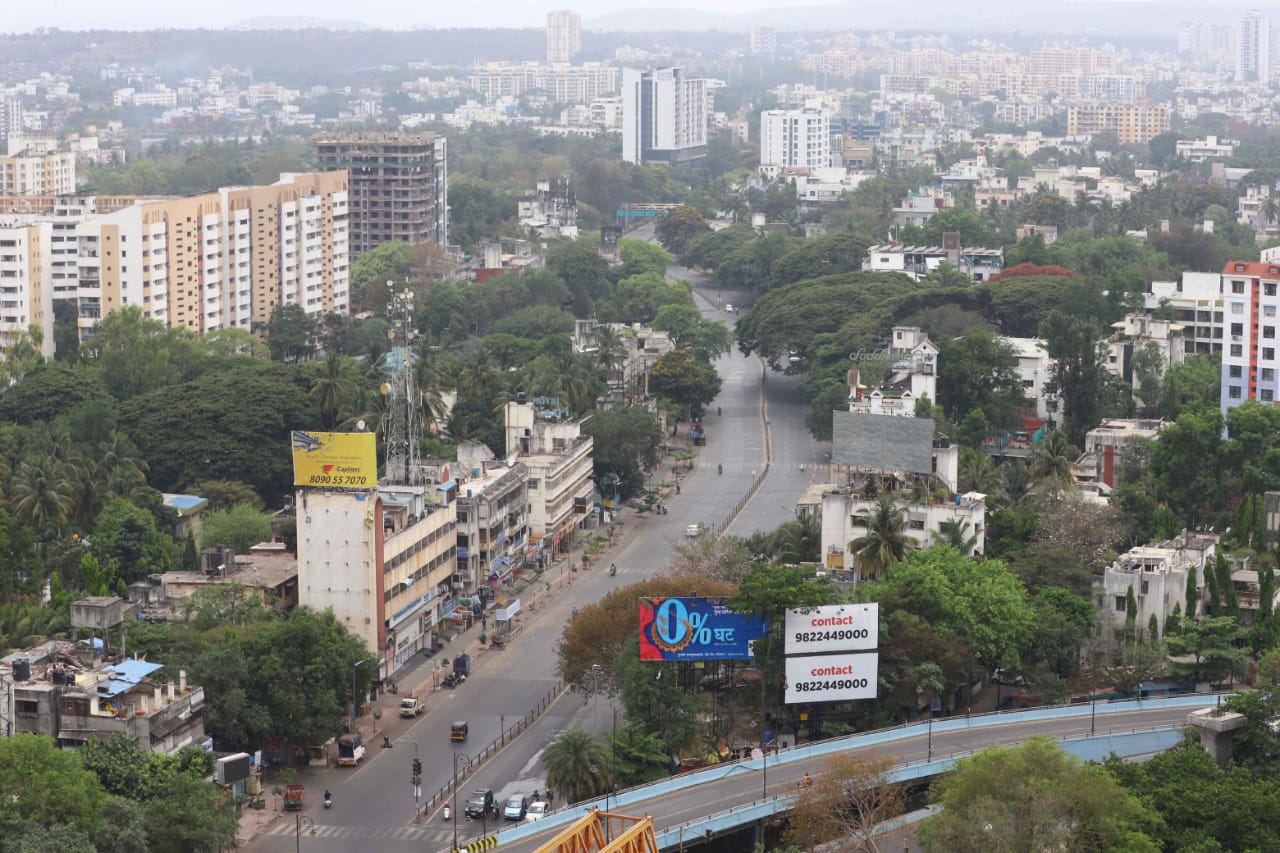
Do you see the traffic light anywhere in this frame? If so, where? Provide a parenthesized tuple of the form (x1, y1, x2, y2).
(412, 758, 422, 777)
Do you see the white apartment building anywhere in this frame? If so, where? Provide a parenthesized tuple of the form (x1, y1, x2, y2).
(820, 488, 987, 578)
(848, 326, 938, 417)
(1220, 260, 1280, 415)
(760, 101, 831, 170)
(622, 67, 708, 165)
(866, 237, 1004, 283)
(1236, 9, 1272, 83)
(1145, 271, 1225, 355)
(0, 172, 348, 351)
(998, 336, 1058, 420)
(503, 399, 595, 549)
(0, 222, 53, 360)
(1097, 533, 1217, 640)
(1176, 135, 1239, 162)
(443, 445, 530, 599)
(750, 26, 777, 55)
(0, 148, 75, 195)
(297, 482, 458, 679)
(547, 10, 582, 64)
(1107, 313, 1186, 391)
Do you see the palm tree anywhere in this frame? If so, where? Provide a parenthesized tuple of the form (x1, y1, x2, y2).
(999, 460, 1033, 508)
(593, 325, 628, 383)
(9, 457, 74, 530)
(958, 447, 1001, 495)
(1030, 430, 1078, 494)
(767, 514, 822, 564)
(1263, 194, 1280, 232)
(848, 496, 914, 578)
(310, 354, 360, 430)
(540, 728, 610, 805)
(938, 519, 979, 555)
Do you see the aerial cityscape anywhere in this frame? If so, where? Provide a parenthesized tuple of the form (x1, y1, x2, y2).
(3, 2, 1280, 851)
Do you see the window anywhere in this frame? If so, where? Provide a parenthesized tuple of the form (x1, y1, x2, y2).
(1115, 596, 1127, 613)
(1232, 344, 1244, 357)
(1232, 323, 1244, 336)
(1230, 365, 1243, 378)
(1140, 580, 1149, 595)
(1267, 283, 1277, 296)
(1268, 306, 1278, 317)
(527, 479, 539, 490)
(1229, 385, 1243, 399)
(1264, 389, 1275, 402)
(1267, 326, 1277, 339)
(1232, 302, 1245, 314)
(1233, 280, 1246, 293)
(1266, 348, 1276, 361)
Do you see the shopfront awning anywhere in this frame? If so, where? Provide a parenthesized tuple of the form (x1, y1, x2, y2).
(495, 599, 521, 622)
(445, 607, 471, 623)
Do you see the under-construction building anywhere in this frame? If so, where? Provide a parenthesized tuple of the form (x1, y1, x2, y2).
(314, 132, 448, 257)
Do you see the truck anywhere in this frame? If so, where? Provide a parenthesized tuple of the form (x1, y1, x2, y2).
(336, 733, 365, 766)
(283, 784, 304, 811)
(399, 697, 423, 718)
(452, 653, 471, 677)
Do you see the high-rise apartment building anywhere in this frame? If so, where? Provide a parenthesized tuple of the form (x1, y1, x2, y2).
(1066, 103, 1170, 144)
(760, 101, 831, 169)
(0, 148, 76, 196)
(0, 172, 349, 355)
(314, 133, 448, 258)
(546, 10, 582, 64)
(750, 26, 777, 55)
(622, 67, 709, 165)
(1220, 260, 1280, 417)
(1236, 9, 1272, 83)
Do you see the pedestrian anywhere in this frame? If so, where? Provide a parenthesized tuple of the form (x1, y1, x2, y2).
(675, 483, 681, 495)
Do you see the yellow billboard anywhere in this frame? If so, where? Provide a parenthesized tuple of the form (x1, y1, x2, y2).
(291, 431, 378, 488)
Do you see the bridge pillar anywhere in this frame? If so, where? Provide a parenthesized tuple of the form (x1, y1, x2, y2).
(1186, 707, 1248, 770)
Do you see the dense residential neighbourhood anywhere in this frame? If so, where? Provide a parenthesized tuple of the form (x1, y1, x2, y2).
(7, 4, 1280, 852)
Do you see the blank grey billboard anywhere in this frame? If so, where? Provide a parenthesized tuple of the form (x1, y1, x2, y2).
(831, 411, 935, 475)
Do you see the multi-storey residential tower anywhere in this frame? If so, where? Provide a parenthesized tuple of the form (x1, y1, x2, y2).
(1236, 9, 1272, 83)
(546, 10, 582, 64)
(760, 100, 831, 169)
(314, 133, 447, 257)
(621, 67, 708, 165)
(1220, 260, 1280, 416)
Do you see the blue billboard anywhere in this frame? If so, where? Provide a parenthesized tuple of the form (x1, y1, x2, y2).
(638, 597, 768, 661)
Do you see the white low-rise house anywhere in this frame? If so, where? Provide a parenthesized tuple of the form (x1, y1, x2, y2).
(1097, 533, 1217, 641)
(1175, 135, 1238, 162)
(866, 236, 1004, 282)
(1073, 418, 1163, 502)
(998, 336, 1058, 420)
(821, 486, 987, 578)
(1145, 271, 1225, 355)
(1106, 313, 1186, 390)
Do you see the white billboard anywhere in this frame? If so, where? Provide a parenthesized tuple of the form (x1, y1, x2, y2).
(784, 603, 879, 655)
(785, 652, 879, 704)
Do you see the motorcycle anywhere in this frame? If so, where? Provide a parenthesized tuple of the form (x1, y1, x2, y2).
(717, 464, 723, 475)
(443, 803, 451, 821)
(610, 565, 617, 576)
(324, 791, 333, 809)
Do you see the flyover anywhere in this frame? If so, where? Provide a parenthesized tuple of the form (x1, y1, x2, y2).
(481, 693, 1222, 853)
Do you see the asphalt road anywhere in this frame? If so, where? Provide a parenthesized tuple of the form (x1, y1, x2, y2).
(247, 250, 788, 853)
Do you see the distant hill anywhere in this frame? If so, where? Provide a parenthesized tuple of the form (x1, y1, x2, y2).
(587, 0, 1280, 37)
(227, 17, 370, 31)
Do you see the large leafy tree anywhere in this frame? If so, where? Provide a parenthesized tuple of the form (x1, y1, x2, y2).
(607, 723, 671, 788)
(647, 349, 722, 417)
(919, 738, 1157, 851)
(1040, 310, 1111, 445)
(262, 303, 318, 363)
(785, 752, 905, 852)
(937, 330, 1024, 426)
(1149, 406, 1225, 527)
(80, 305, 206, 401)
(585, 407, 664, 500)
(198, 503, 274, 553)
(0, 734, 106, 841)
(541, 728, 610, 805)
(654, 205, 711, 256)
(91, 497, 174, 582)
(0, 363, 113, 425)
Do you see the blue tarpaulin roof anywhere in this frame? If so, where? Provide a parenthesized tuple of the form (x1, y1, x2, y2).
(98, 660, 163, 698)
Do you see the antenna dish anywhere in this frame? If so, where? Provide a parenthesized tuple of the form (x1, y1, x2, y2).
(356, 419, 367, 431)
(380, 383, 391, 396)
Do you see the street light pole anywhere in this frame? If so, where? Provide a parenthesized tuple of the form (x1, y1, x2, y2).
(500, 714, 506, 747)
(452, 752, 463, 852)
(295, 814, 314, 853)
(350, 659, 366, 732)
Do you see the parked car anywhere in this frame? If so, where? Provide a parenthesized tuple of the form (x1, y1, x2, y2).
(685, 523, 704, 538)
(465, 789, 495, 819)
(525, 801, 549, 822)
(503, 795, 529, 821)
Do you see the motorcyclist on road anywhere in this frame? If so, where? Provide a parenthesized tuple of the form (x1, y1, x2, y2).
(610, 563, 617, 576)
(324, 789, 332, 806)
(800, 774, 812, 789)
(717, 464, 723, 475)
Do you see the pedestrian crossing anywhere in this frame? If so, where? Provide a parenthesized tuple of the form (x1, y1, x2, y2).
(268, 822, 466, 843)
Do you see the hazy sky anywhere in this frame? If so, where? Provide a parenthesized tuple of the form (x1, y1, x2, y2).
(6, 0, 825, 32)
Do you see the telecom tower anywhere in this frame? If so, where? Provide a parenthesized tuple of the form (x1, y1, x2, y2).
(382, 280, 422, 485)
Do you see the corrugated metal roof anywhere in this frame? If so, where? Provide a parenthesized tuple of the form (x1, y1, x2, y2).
(98, 659, 163, 697)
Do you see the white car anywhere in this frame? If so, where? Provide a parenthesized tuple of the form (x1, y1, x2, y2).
(685, 523, 703, 538)
(525, 801, 550, 822)
(724, 303, 734, 313)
